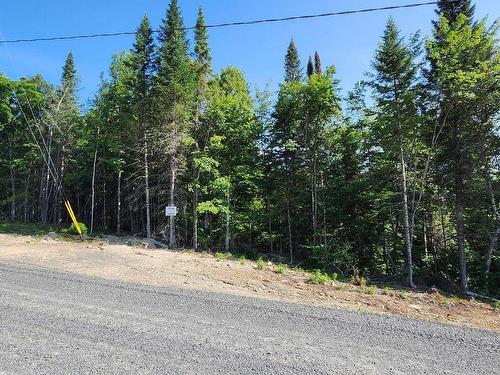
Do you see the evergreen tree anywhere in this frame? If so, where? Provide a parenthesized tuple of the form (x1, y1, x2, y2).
(369, 18, 422, 288)
(61, 52, 77, 101)
(129, 14, 155, 238)
(191, 5, 212, 249)
(194, 6, 211, 78)
(314, 51, 322, 74)
(436, 0, 474, 23)
(284, 39, 302, 82)
(427, 11, 498, 292)
(154, 0, 195, 248)
(307, 56, 314, 77)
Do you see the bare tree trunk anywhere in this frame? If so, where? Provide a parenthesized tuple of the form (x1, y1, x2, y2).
(23, 167, 31, 223)
(484, 165, 500, 278)
(268, 214, 273, 253)
(287, 198, 293, 264)
(400, 147, 415, 288)
(116, 170, 122, 235)
(55, 145, 66, 224)
(40, 125, 53, 225)
(225, 188, 230, 251)
(193, 178, 199, 250)
(8, 143, 16, 220)
(144, 133, 151, 239)
(169, 158, 177, 248)
(90, 129, 99, 234)
(311, 165, 317, 244)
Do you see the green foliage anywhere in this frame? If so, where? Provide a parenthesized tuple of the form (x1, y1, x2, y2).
(284, 39, 302, 82)
(215, 251, 232, 261)
(365, 285, 377, 295)
(0, 221, 59, 236)
(399, 291, 409, 301)
(352, 275, 367, 288)
(275, 264, 288, 275)
(308, 270, 330, 285)
(256, 258, 265, 270)
(63, 222, 88, 236)
(239, 255, 246, 265)
(1, 0, 498, 301)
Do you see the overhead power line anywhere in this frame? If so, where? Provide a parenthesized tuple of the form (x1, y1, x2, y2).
(0, 1, 446, 45)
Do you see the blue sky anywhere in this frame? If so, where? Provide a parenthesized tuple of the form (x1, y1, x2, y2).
(0, 1, 498, 108)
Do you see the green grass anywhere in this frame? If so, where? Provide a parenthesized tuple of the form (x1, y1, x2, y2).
(256, 258, 265, 270)
(399, 291, 409, 301)
(492, 301, 500, 311)
(239, 255, 246, 265)
(308, 270, 330, 285)
(365, 285, 377, 295)
(382, 287, 390, 295)
(0, 221, 61, 236)
(215, 251, 235, 261)
(275, 264, 288, 275)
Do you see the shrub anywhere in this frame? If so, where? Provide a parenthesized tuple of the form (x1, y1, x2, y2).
(215, 252, 230, 261)
(382, 287, 390, 295)
(239, 255, 246, 265)
(256, 258, 265, 270)
(308, 270, 330, 285)
(399, 291, 409, 300)
(275, 264, 288, 275)
(365, 285, 377, 295)
(330, 272, 338, 281)
(64, 222, 88, 236)
(492, 301, 500, 311)
(352, 274, 367, 288)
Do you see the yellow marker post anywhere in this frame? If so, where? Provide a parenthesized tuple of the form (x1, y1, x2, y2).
(64, 200, 83, 238)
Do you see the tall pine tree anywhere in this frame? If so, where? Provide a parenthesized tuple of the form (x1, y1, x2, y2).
(129, 15, 155, 238)
(307, 56, 314, 78)
(314, 51, 322, 74)
(284, 39, 302, 82)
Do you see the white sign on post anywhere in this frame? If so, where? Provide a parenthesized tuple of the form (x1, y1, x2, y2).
(165, 206, 178, 217)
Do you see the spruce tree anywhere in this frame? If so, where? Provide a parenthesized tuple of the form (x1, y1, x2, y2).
(314, 51, 322, 74)
(307, 56, 314, 78)
(154, 0, 195, 248)
(436, 0, 474, 23)
(194, 6, 211, 77)
(61, 52, 77, 101)
(130, 14, 155, 238)
(369, 18, 421, 288)
(192, 5, 212, 249)
(427, 11, 498, 293)
(284, 39, 302, 82)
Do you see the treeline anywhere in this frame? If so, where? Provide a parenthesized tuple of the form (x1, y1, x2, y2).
(0, 0, 498, 295)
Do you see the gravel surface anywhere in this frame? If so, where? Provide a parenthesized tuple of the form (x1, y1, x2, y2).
(0, 262, 498, 374)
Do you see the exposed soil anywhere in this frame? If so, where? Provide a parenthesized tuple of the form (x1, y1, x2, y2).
(0, 233, 498, 331)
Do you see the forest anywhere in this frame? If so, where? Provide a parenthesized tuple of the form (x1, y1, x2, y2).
(0, 0, 499, 296)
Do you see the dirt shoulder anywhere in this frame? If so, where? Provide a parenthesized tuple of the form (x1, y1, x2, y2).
(0, 233, 498, 331)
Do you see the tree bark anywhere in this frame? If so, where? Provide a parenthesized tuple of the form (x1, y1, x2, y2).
(144, 132, 152, 238)
(400, 146, 415, 288)
(287, 198, 293, 264)
(483, 164, 500, 278)
(90, 128, 99, 234)
(193, 183, 198, 250)
(116, 170, 122, 236)
(225, 188, 230, 251)
(8, 143, 16, 220)
(169, 157, 177, 248)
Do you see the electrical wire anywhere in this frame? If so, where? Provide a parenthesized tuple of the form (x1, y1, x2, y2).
(0, 1, 447, 45)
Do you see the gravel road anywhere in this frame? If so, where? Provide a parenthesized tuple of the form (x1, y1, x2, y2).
(0, 262, 498, 374)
